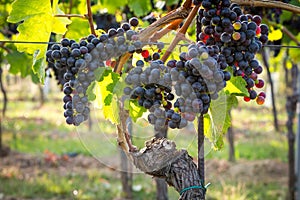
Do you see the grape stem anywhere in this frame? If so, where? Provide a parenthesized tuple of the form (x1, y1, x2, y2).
(161, 4, 201, 62)
(150, 19, 183, 42)
(68, 0, 73, 16)
(114, 4, 192, 74)
(232, 0, 300, 14)
(182, 0, 192, 9)
(0, 43, 11, 53)
(281, 26, 300, 46)
(117, 102, 137, 154)
(86, 0, 96, 36)
(54, 14, 86, 18)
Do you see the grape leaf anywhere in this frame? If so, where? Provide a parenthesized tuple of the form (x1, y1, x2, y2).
(103, 94, 120, 125)
(64, 18, 90, 41)
(224, 68, 248, 96)
(32, 51, 46, 82)
(86, 68, 106, 101)
(6, 51, 32, 78)
(166, 0, 181, 6)
(7, 0, 71, 82)
(86, 81, 97, 101)
(94, 69, 120, 124)
(204, 91, 238, 150)
(7, 0, 71, 58)
(268, 26, 283, 41)
(94, 67, 106, 81)
(113, 74, 127, 99)
(128, 0, 152, 17)
(77, 0, 87, 15)
(290, 0, 300, 7)
(125, 99, 146, 122)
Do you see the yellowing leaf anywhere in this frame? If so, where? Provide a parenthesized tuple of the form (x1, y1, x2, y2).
(7, 0, 50, 22)
(52, 0, 72, 34)
(78, 0, 87, 15)
(94, 70, 120, 124)
(224, 68, 248, 96)
(7, 0, 71, 62)
(204, 91, 237, 150)
(64, 18, 90, 41)
(103, 95, 120, 124)
(128, 100, 146, 122)
(11, 14, 52, 57)
(268, 27, 283, 41)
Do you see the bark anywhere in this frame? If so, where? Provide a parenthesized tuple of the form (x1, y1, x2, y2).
(155, 126, 169, 200)
(120, 117, 133, 199)
(0, 119, 2, 153)
(0, 67, 7, 117)
(130, 138, 205, 200)
(283, 51, 289, 88)
(120, 149, 133, 199)
(285, 63, 298, 200)
(227, 126, 235, 162)
(262, 49, 279, 131)
(0, 67, 7, 153)
(197, 115, 205, 182)
(156, 178, 168, 200)
(38, 84, 45, 107)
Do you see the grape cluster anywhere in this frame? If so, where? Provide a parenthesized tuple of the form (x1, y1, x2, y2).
(243, 0, 293, 57)
(46, 36, 105, 125)
(124, 59, 178, 131)
(45, 17, 153, 125)
(197, 0, 269, 105)
(124, 44, 230, 131)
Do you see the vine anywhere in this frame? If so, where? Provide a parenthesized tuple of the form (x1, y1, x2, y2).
(2, 0, 300, 199)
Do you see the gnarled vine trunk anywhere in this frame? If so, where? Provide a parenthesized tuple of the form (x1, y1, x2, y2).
(130, 138, 205, 200)
(155, 127, 169, 200)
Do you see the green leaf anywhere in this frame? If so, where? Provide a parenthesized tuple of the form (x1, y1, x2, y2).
(166, 0, 180, 6)
(128, 0, 152, 17)
(290, 0, 300, 7)
(6, 51, 32, 78)
(8, 0, 71, 57)
(126, 100, 146, 122)
(224, 68, 248, 96)
(94, 69, 121, 124)
(86, 81, 96, 101)
(30, 69, 40, 84)
(94, 67, 106, 81)
(64, 18, 90, 41)
(32, 51, 46, 83)
(204, 91, 237, 150)
(7, 0, 71, 81)
(77, 0, 87, 15)
(52, 0, 72, 34)
(103, 94, 120, 125)
(7, 0, 50, 22)
(113, 73, 127, 99)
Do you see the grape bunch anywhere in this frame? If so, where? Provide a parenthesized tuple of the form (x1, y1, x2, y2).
(45, 17, 164, 126)
(196, 0, 269, 105)
(46, 36, 106, 125)
(243, 0, 293, 57)
(124, 44, 230, 131)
